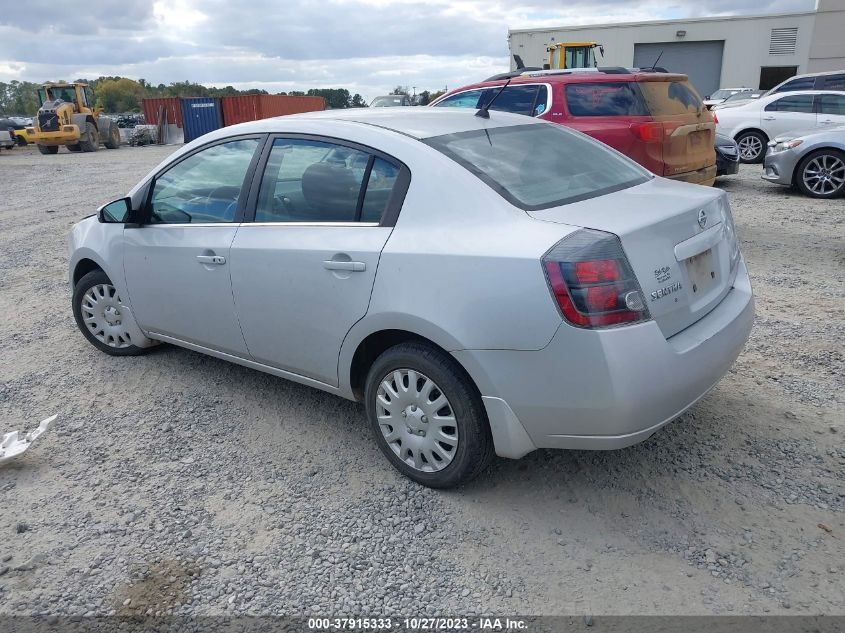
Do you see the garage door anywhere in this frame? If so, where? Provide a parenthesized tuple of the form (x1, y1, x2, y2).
(633, 41, 724, 99)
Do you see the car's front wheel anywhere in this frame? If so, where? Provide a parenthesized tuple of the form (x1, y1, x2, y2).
(795, 149, 845, 198)
(735, 130, 767, 163)
(72, 269, 148, 356)
(364, 341, 493, 488)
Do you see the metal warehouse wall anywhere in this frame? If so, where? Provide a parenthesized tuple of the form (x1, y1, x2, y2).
(808, 0, 845, 72)
(508, 10, 818, 91)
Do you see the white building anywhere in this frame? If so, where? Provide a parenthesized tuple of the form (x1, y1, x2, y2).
(508, 0, 845, 98)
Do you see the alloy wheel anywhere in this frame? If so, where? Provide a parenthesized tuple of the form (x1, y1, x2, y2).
(80, 283, 133, 348)
(375, 368, 458, 473)
(802, 154, 845, 196)
(737, 135, 763, 161)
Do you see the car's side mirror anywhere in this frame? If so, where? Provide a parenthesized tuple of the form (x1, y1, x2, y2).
(704, 95, 710, 100)
(98, 197, 131, 223)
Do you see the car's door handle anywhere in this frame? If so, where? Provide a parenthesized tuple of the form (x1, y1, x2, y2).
(197, 255, 226, 265)
(762, 116, 776, 121)
(323, 260, 366, 272)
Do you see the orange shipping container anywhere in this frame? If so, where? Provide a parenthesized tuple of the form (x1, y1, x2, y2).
(142, 97, 184, 127)
(221, 95, 326, 126)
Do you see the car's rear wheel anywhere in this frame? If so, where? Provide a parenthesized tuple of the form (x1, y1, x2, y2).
(795, 149, 845, 199)
(72, 269, 147, 356)
(364, 342, 493, 488)
(735, 130, 767, 163)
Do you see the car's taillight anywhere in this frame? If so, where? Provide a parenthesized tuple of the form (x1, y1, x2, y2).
(712, 112, 719, 124)
(542, 229, 650, 329)
(630, 122, 664, 143)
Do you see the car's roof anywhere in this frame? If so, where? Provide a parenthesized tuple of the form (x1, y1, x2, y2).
(219, 107, 542, 140)
(741, 89, 845, 104)
(431, 70, 691, 103)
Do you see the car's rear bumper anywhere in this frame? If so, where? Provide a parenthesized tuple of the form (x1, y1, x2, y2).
(665, 163, 718, 187)
(716, 152, 740, 176)
(454, 259, 753, 457)
(762, 151, 798, 186)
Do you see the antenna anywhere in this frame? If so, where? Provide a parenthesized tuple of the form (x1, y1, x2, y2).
(649, 50, 664, 72)
(475, 77, 512, 119)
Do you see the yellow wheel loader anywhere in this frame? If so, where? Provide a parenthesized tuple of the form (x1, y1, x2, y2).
(27, 82, 120, 155)
(546, 42, 604, 70)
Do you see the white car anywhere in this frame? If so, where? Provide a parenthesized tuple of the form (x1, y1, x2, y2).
(67, 108, 754, 488)
(714, 90, 845, 163)
(702, 88, 754, 109)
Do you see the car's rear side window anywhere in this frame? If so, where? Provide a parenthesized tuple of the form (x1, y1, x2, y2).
(637, 80, 704, 115)
(424, 123, 650, 211)
(564, 82, 648, 116)
(821, 74, 845, 91)
(818, 94, 845, 115)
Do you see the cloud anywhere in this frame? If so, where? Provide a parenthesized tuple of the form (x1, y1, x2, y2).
(0, 0, 818, 99)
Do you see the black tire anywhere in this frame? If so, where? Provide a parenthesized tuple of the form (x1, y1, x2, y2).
(67, 143, 82, 152)
(37, 144, 58, 155)
(794, 149, 845, 199)
(104, 124, 120, 149)
(78, 122, 99, 152)
(72, 269, 147, 356)
(364, 341, 494, 488)
(735, 130, 767, 164)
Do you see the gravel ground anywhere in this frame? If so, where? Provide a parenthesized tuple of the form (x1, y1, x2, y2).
(0, 144, 842, 618)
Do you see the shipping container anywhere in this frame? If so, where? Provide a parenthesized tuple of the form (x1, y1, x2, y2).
(221, 94, 326, 126)
(181, 97, 223, 143)
(142, 97, 183, 128)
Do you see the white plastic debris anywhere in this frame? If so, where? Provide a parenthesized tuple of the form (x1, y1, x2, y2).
(0, 415, 57, 464)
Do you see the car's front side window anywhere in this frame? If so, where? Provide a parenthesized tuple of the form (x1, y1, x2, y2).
(773, 77, 815, 93)
(149, 139, 259, 224)
(764, 95, 814, 113)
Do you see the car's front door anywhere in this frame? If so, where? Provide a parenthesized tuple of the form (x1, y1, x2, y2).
(761, 94, 817, 137)
(229, 136, 408, 386)
(123, 137, 262, 356)
(816, 93, 845, 128)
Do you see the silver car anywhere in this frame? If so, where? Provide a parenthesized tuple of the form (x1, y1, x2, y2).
(68, 109, 754, 487)
(763, 125, 845, 198)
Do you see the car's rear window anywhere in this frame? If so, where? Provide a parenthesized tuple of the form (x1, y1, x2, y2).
(424, 123, 650, 211)
(565, 82, 648, 116)
(638, 80, 704, 115)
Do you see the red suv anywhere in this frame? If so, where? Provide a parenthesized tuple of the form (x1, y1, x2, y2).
(430, 69, 717, 186)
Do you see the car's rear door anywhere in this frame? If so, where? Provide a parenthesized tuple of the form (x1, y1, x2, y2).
(228, 136, 409, 386)
(760, 94, 817, 137)
(637, 78, 715, 178)
(123, 136, 263, 356)
(816, 93, 845, 128)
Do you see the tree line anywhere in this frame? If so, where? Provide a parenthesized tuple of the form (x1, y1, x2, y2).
(0, 77, 382, 115)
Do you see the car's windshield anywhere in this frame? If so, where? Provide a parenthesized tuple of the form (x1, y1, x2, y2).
(424, 123, 650, 210)
(723, 91, 762, 103)
(709, 90, 735, 100)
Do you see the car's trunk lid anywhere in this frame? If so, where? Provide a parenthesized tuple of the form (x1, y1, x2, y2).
(637, 78, 716, 177)
(529, 177, 740, 338)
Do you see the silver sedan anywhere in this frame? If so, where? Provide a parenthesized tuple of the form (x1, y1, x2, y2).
(763, 125, 845, 198)
(68, 108, 754, 488)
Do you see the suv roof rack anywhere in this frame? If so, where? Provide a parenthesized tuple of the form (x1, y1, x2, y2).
(482, 65, 673, 83)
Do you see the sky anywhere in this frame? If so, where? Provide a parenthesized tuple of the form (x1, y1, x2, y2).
(0, 0, 817, 101)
